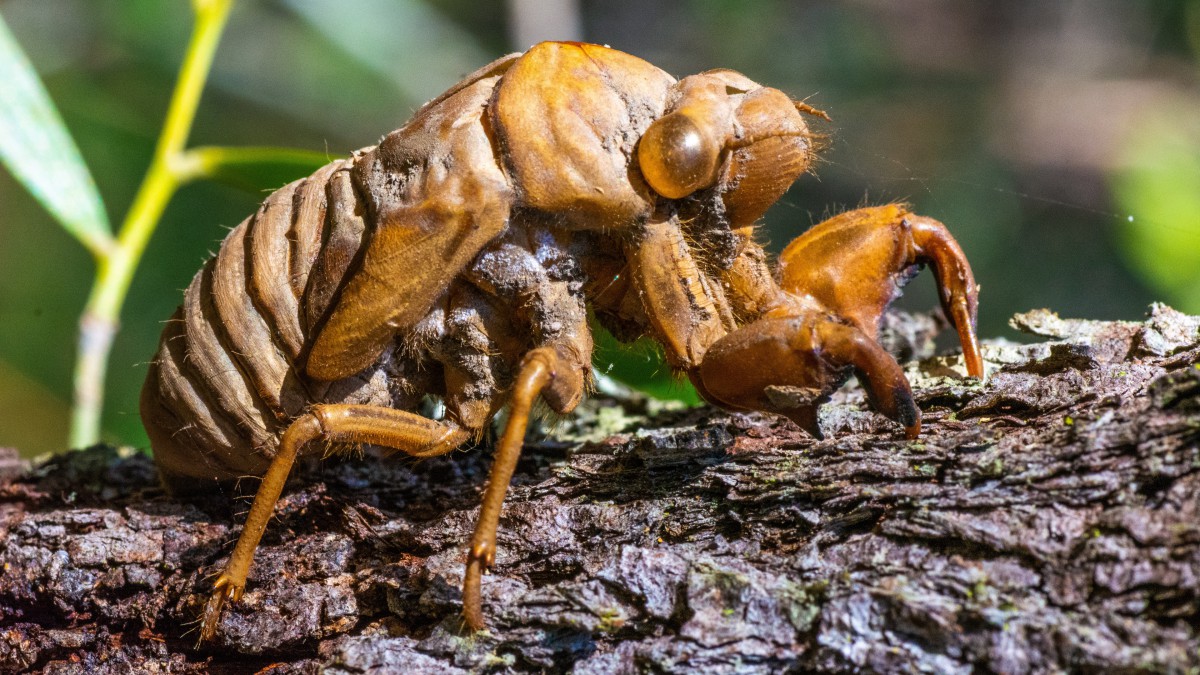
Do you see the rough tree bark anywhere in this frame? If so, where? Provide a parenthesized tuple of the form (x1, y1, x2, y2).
(2, 306, 1199, 674)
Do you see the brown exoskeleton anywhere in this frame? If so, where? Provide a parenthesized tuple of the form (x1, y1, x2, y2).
(139, 41, 982, 642)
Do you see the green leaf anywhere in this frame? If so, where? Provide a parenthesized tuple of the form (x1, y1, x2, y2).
(0, 13, 112, 256)
(0, 357, 71, 459)
(183, 145, 333, 194)
(592, 322, 702, 405)
(1113, 110, 1200, 313)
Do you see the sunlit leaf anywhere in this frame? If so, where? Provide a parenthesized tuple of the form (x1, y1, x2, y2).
(1114, 109, 1200, 314)
(186, 145, 332, 194)
(0, 13, 112, 256)
(592, 322, 702, 405)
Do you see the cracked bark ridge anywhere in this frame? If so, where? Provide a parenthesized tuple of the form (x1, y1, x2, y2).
(2, 305, 1199, 673)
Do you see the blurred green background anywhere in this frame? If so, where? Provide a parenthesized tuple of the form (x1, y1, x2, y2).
(2, 0, 1199, 457)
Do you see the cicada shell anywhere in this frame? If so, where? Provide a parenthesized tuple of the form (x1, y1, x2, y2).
(141, 42, 979, 640)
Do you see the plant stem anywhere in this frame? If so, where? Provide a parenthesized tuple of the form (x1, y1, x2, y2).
(68, 0, 234, 448)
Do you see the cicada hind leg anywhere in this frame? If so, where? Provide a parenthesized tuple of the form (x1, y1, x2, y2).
(198, 405, 470, 644)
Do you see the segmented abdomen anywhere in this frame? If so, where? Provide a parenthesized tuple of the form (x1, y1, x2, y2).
(141, 156, 410, 489)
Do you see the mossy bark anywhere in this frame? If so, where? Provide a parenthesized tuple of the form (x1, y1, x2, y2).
(2, 306, 1199, 673)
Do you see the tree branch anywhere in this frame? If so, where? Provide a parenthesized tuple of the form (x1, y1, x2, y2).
(3, 306, 1199, 672)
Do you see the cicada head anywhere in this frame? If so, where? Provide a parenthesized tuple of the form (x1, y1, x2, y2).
(636, 70, 824, 229)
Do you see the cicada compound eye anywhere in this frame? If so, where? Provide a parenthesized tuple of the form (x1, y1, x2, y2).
(638, 112, 722, 200)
